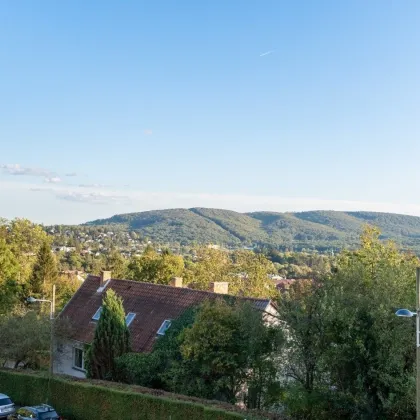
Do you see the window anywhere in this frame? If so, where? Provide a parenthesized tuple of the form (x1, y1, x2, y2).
(73, 347, 85, 371)
(39, 411, 59, 419)
(157, 319, 172, 336)
(0, 398, 12, 405)
(125, 312, 136, 326)
(92, 307, 102, 321)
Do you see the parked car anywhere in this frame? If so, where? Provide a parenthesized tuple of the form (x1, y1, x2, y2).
(0, 393, 15, 419)
(7, 405, 61, 420)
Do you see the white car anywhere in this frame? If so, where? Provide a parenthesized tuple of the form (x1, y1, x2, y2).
(0, 394, 15, 419)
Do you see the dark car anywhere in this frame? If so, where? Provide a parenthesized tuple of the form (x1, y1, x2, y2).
(0, 393, 15, 419)
(7, 405, 61, 420)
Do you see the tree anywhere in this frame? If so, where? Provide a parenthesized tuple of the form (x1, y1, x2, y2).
(30, 240, 58, 296)
(105, 249, 127, 279)
(168, 299, 282, 406)
(8, 218, 49, 284)
(86, 289, 131, 380)
(128, 248, 184, 284)
(231, 250, 276, 298)
(183, 247, 232, 290)
(279, 227, 418, 419)
(0, 238, 19, 284)
(0, 311, 50, 368)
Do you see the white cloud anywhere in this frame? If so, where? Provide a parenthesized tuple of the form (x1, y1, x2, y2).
(1, 163, 52, 177)
(144, 129, 153, 135)
(260, 50, 274, 57)
(56, 191, 130, 205)
(4, 180, 420, 224)
(65, 172, 77, 177)
(44, 177, 62, 184)
(78, 183, 108, 188)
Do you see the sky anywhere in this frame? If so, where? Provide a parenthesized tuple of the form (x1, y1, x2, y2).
(0, 0, 419, 224)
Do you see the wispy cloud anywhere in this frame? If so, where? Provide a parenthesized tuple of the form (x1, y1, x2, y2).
(45, 177, 62, 184)
(144, 129, 153, 135)
(259, 50, 274, 57)
(78, 183, 108, 188)
(1, 164, 52, 177)
(56, 191, 130, 205)
(65, 172, 77, 177)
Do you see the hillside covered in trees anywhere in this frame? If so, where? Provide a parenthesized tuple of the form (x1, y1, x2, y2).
(85, 208, 420, 252)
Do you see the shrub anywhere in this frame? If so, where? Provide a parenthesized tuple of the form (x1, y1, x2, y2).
(0, 369, 263, 420)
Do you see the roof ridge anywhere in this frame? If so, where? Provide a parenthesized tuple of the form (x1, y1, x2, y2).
(87, 274, 270, 303)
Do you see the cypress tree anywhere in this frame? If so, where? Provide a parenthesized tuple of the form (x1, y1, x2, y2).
(86, 289, 131, 380)
(30, 240, 58, 296)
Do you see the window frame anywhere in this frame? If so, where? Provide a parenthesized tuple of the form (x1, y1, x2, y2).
(125, 312, 136, 326)
(92, 307, 102, 321)
(73, 346, 85, 372)
(157, 319, 172, 336)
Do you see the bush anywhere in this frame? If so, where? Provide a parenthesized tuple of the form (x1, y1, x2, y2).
(0, 369, 260, 420)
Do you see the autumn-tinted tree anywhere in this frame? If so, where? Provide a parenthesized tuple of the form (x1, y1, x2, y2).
(86, 289, 131, 380)
(128, 248, 184, 284)
(231, 250, 276, 298)
(183, 247, 232, 290)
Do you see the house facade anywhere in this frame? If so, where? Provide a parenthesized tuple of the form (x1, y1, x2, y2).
(54, 271, 277, 378)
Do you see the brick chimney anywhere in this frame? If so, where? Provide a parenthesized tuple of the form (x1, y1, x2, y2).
(170, 277, 183, 288)
(209, 282, 229, 294)
(100, 271, 112, 288)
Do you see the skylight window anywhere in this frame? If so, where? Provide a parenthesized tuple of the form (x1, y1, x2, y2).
(92, 307, 102, 321)
(125, 312, 136, 326)
(157, 319, 172, 336)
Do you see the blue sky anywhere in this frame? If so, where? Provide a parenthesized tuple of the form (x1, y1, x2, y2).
(0, 0, 419, 224)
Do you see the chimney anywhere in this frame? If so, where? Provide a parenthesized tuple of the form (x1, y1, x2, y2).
(170, 277, 183, 288)
(209, 282, 229, 294)
(100, 271, 112, 288)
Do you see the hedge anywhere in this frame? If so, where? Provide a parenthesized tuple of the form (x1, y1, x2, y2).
(0, 370, 251, 420)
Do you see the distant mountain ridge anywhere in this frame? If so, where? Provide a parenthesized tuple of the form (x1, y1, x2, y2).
(85, 208, 420, 252)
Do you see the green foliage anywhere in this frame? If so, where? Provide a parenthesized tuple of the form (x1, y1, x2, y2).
(30, 240, 58, 296)
(0, 238, 19, 283)
(86, 289, 131, 380)
(105, 249, 128, 279)
(7, 218, 50, 283)
(0, 369, 254, 420)
(128, 247, 184, 284)
(278, 227, 418, 419)
(0, 311, 50, 368)
(117, 301, 282, 408)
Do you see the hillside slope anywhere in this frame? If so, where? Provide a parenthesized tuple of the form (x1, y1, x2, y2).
(85, 208, 420, 251)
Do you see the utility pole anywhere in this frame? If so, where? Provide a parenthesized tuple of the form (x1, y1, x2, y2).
(416, 268, 420, 420)
(50, 284, 56, 377)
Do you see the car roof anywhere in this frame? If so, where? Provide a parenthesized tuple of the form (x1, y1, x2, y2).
(26, 404, 56, 412)
(0, 393, 10, 399)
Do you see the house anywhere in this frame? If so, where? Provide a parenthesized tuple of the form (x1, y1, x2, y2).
(55, 271, 278, 378)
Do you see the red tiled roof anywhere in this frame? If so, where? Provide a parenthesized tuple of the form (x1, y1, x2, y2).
(59, 276, 272, 353)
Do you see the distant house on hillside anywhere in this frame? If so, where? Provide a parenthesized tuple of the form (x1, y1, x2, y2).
(55, 272, 278, 378)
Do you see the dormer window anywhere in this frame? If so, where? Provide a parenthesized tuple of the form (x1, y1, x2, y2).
(157, 319, 172, 336)
(92, 307, 136, 326)
(92, 307, 102, 321)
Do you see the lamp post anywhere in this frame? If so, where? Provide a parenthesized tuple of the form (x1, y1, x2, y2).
(395, 267, 420, 420)
(27, 285, 56, 377)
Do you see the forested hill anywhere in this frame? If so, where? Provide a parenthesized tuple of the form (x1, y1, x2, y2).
(85, 208, 420, 252)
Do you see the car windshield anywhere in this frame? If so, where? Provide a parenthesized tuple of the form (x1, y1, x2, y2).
(39, 411, 59, 419)
(0, 398, 12, 405)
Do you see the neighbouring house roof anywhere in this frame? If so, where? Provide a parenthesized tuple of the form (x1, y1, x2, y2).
(59, 275, 274, 353)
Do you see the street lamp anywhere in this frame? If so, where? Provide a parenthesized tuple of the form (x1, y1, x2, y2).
(27, 285, 56, 377)
(395, 267, 420, 420)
